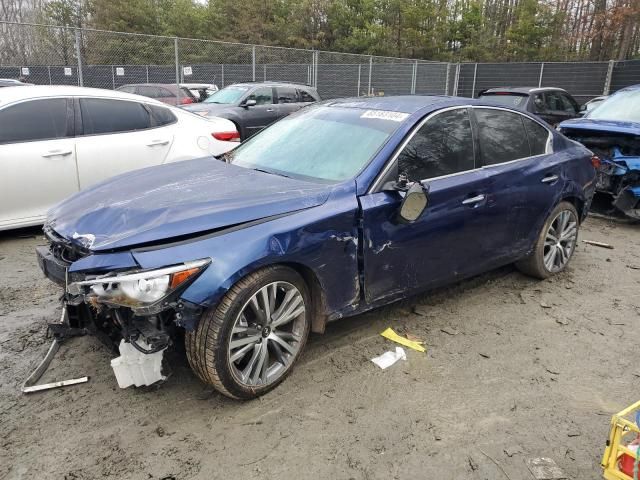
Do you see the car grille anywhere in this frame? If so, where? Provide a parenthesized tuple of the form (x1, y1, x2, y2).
(44, 226, 90, 264)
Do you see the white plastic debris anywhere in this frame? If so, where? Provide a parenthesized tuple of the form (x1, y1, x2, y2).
(110, 340, 167, 388)
(371, 347, 407, 369)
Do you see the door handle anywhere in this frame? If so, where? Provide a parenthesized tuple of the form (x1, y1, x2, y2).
(42, 149, 72, 158)
(462, 194, 485, 205)
(541, 174, 559, 184)
(266, 108, 275, 112)
(146, 139, 170, 147)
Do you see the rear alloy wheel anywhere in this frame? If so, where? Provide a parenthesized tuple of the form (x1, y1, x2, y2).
(185, 266, 310, 399)
(516, 201, 579, 279)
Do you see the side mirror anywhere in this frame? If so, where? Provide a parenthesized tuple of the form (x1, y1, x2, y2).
(243, 99, 257, 108)
(399, 182, 429, 223)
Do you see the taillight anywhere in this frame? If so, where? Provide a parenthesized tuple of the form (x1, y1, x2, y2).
(180, 97, 194, 105)
(591, 155, 601, 169)
(212, 131, 240, 142)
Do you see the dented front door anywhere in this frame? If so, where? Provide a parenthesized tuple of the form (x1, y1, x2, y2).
(360, 170, 495, 303)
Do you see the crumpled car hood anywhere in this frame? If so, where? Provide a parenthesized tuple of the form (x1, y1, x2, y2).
(559, 118, 640, 135)
(47, 157, 331, 251)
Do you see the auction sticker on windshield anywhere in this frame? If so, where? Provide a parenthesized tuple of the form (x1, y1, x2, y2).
(360, 110, 410, 122)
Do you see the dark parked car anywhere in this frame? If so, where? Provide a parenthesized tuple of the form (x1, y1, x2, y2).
(116, 83, 197, 106)
(559, 85, 640, 219)
(478, 87, 581, 126)
(182, 81, 320, 140)
(37, 96, 596, 399)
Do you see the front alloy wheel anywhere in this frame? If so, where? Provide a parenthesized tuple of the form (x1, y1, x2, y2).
(186, 266, 310, 399)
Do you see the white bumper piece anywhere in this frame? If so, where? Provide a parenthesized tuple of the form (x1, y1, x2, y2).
(110, 340, 167, 388)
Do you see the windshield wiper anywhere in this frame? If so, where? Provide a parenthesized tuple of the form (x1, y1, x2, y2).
(252, 168, 291, 178)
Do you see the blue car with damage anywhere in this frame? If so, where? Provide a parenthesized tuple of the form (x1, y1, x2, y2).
(37, 96, 596, 399)
(559, 85, 640, 220)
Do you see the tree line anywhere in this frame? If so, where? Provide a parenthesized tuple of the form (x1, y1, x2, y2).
(3, 0, 640, 62)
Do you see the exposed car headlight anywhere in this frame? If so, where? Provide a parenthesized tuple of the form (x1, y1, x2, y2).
(68, 259, 210, 308)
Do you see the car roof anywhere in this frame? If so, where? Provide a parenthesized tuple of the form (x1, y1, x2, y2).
(229, 81, 315, 89)
(322, 95, 462, 114)
(618, 84, 640, 92)
(0, 85, 170, 107)
(481, 86, 568, 95)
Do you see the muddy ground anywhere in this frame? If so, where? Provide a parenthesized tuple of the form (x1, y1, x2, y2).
(1, 215, 639, 480)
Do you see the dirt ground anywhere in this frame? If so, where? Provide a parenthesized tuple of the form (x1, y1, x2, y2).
(1, 215, 639, 480)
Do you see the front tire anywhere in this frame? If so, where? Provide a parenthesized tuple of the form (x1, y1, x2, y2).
(516, 201, 580, 279)
(185, 266, 310, 399)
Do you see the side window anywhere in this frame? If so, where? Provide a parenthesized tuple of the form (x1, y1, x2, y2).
(149, 104, 177, 127)
(0, 98, 68, 144)
(544, 92, 567, 112)
(532, 93, 545, 113)
(277, 87, 297, 104)
(80, 98, 151, 135)
(522, 117, 550, 156)
(247, 87, 273, 105)
(559, 93, 579, 114)
(138, 86, 160, 98)
(298, 89, 316, 103)
(397, 108, 475, 181)
(475, 108, 531, 165)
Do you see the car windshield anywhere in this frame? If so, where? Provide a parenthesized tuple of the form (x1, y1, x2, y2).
(204, 86, 250, 104)
(478, 93, 529, 108)
(228, 105, 403, 182)
(587, 89, 640, 123)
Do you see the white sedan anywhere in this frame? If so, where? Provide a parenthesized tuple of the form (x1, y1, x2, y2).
(0, 86, 240, 230)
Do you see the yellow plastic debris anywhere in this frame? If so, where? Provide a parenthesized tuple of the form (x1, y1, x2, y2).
(380, 328, 426, 353)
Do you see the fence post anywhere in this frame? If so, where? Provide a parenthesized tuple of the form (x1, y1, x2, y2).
(453, 63, 460, 96)
(174, 37, 180, 103)
(315, 51, 319, 88)
(221, 64, 224, 87)
(368, 56, 373, 95)
(604, 59, 615, 95)
(411, 60, 417, 94)
(471, 63, 478, 98)
(74, 29, 83, 87)
(252, 45, 256, 81)
(146, 65, 149, 83)
(47, 66, 52, 85)
(538, 63, 545, 88)
(111, 66, 115, 89)
(444, 63, 451, 95)
(357, 64, 361, 96)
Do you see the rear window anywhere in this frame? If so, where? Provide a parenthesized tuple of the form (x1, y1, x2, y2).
(522, 117, 549, 156)
(80, 98, 151, 135)
(478, 93, 529, 109)
(277, 87, 297, 104)
(149, 105, 176, 127)
(474, 108, 531, 165)
(0, 98, 68, 144)
(298, 89, 316, 103)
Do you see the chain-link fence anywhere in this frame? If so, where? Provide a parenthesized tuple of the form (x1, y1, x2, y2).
(2, 21, 640, 103)
(0, 21, 450, 100)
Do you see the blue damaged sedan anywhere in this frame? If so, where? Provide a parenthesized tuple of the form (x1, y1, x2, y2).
(37, 96, 596, 399)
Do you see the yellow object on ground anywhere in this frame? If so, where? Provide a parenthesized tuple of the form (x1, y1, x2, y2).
(380, 328, 426, 353)
(602, 399, 640, 480)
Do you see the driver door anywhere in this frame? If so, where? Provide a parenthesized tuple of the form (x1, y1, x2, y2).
(241, 87, 279, 138)
(359, 107, 495, 302)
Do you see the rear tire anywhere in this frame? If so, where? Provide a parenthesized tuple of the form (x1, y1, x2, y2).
(185, 266, 310, 400)
(516, 201, 579, 279)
